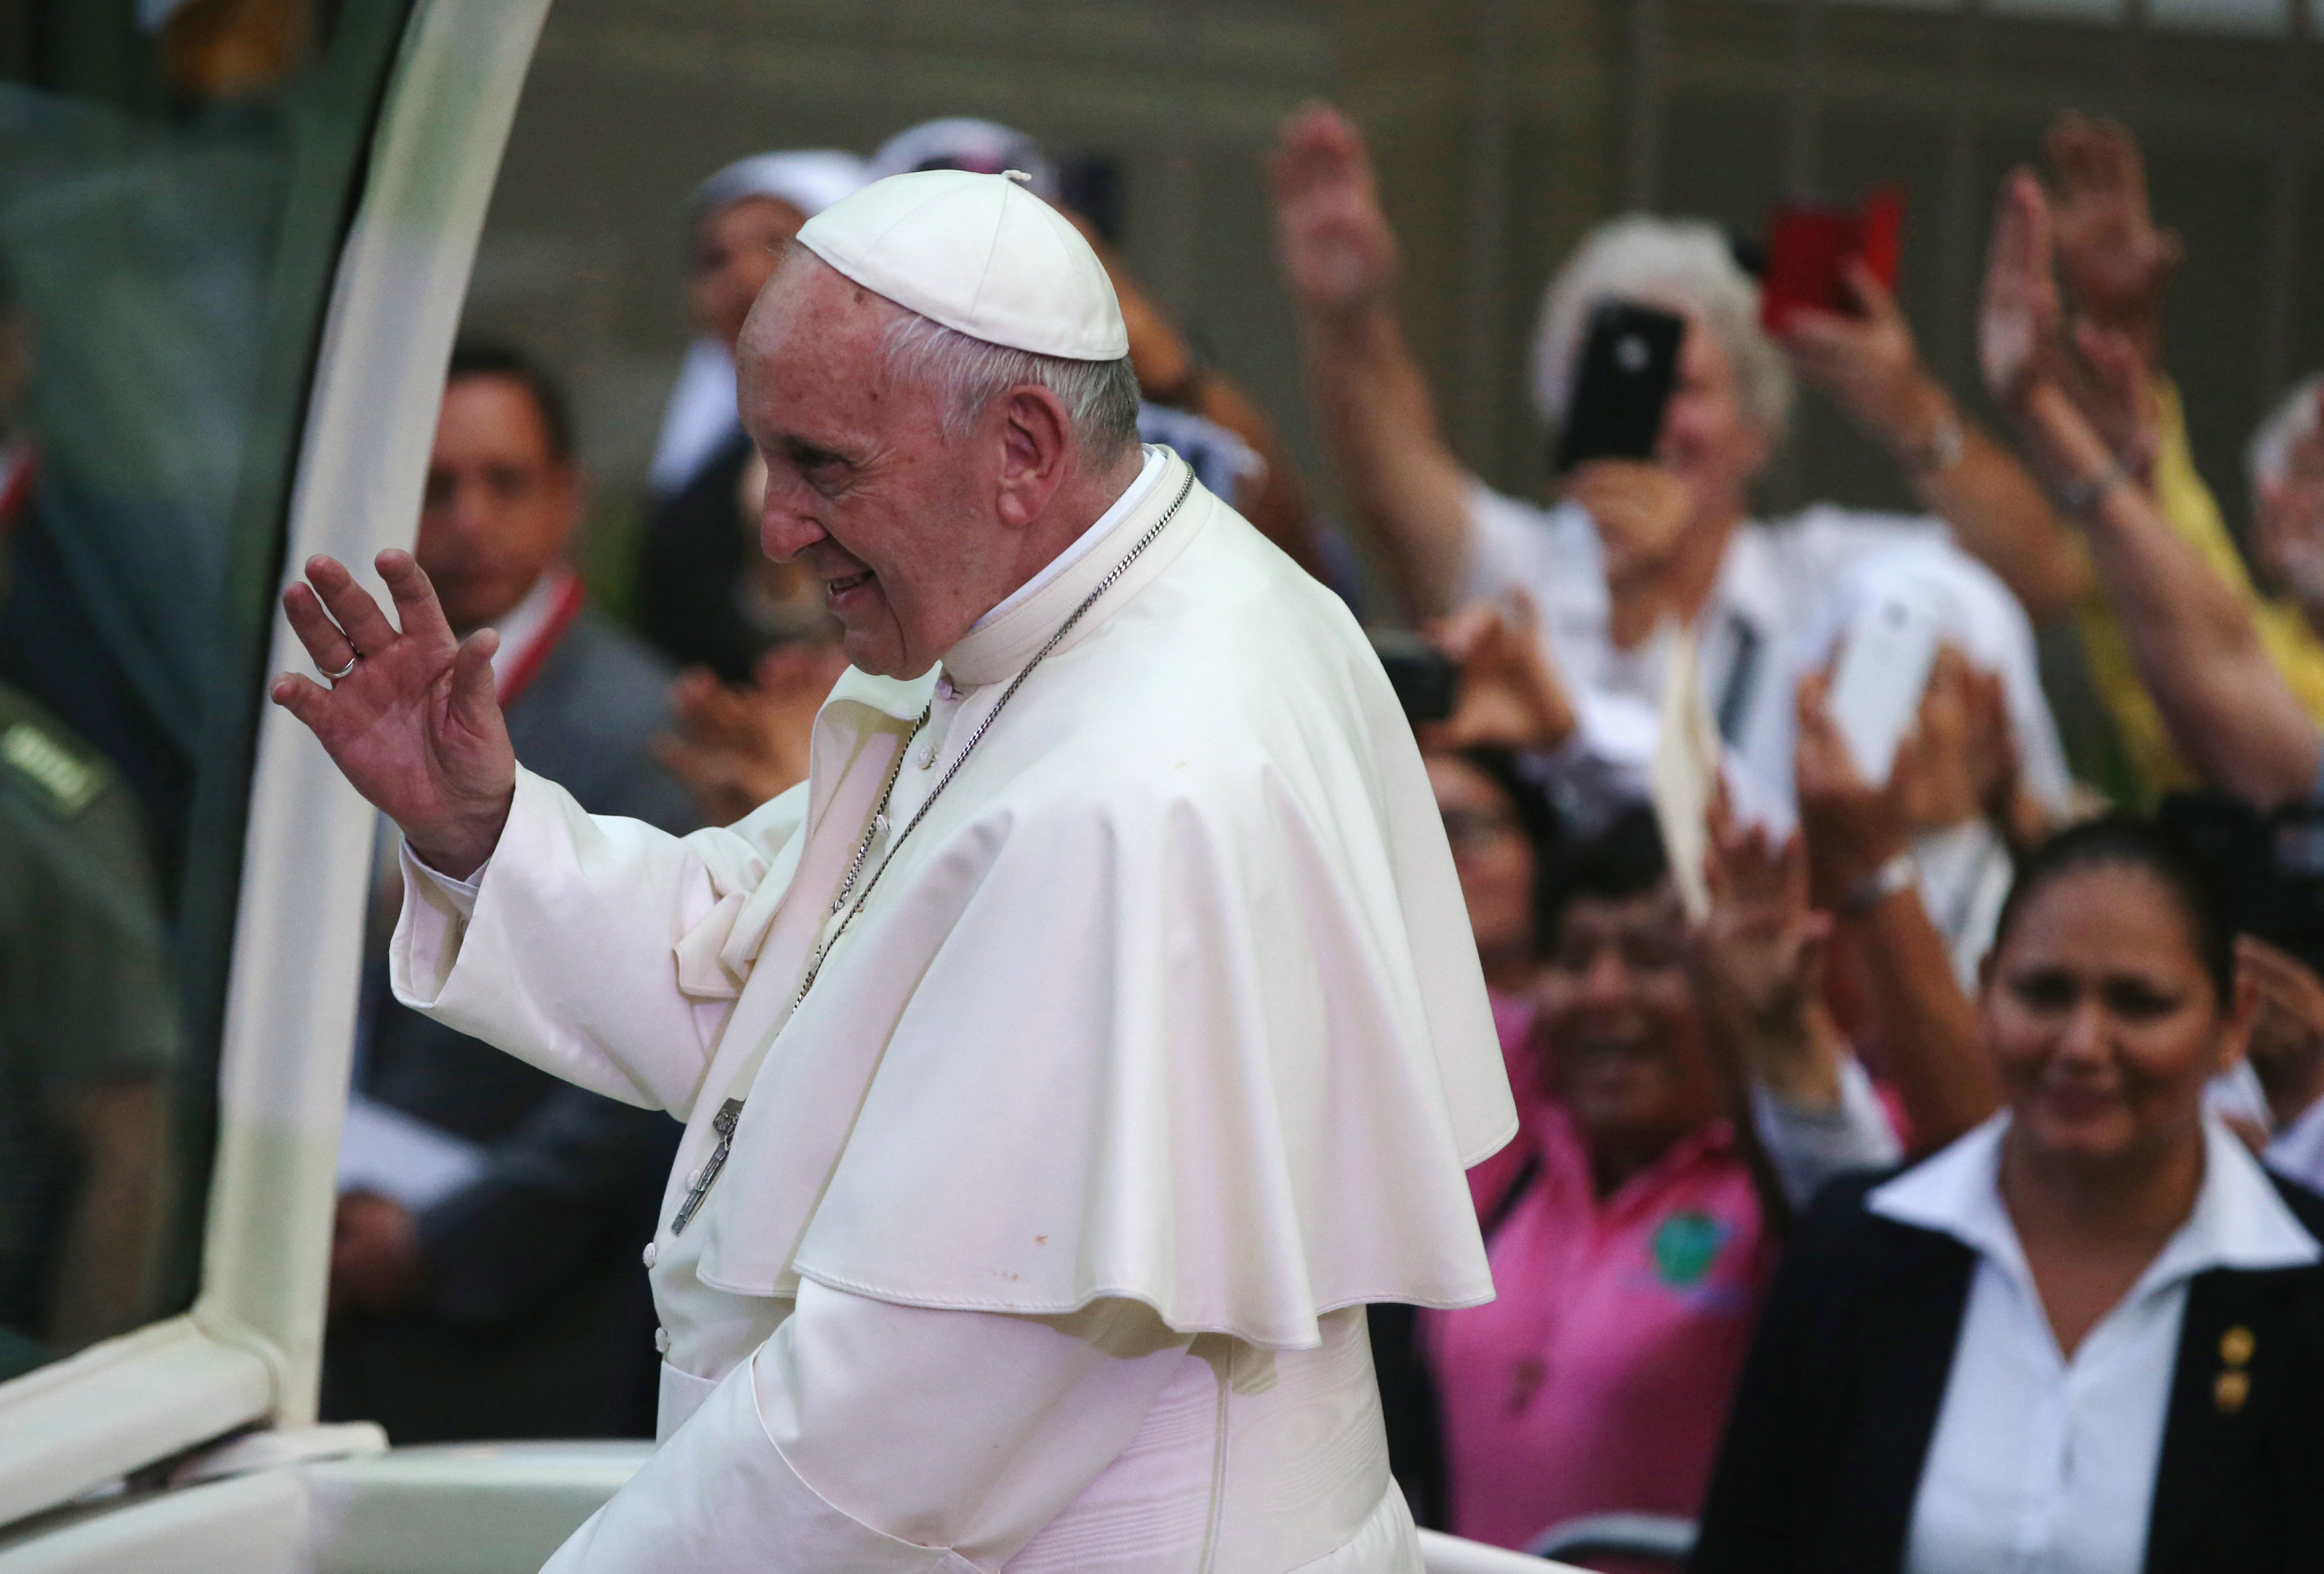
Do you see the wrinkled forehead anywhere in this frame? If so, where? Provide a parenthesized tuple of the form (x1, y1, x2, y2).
(736, 252, 901, 425)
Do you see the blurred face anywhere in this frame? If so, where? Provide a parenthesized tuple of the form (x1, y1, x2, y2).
(416, 375, 579, 632)
(738, 254, 1004, 678)
(1981, 863, 2247, 1172)
(2253, 470, 2324, 614)
(1536, 881, 1722, 1157)
(691, 195, 809, 351)
(1429, 754, 1537, 974)
(1648, 301, 1774, 534)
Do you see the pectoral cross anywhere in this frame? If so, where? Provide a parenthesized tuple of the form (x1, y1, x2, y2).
(669, 1098, 744, 1235)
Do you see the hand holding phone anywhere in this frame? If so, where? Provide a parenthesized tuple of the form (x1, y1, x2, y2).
(1825, 592, 1941, 788)
(1822, 592, 1934, 790)
(1553, 300, 1687, 474)
(1761, 187, 1904, 335)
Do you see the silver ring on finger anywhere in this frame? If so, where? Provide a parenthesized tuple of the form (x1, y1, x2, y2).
(324, 652, 359, 681)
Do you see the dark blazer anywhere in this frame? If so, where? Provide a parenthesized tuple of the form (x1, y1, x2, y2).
(1689, 1166, 2324, 1574)
(322, 608, 702, 1444)
(635, 430, 760, 682)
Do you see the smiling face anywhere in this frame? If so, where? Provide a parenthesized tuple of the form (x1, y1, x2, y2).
(691, 195, 810, 351)
(1981, 862, 2248, 1172)
(1536, 880, 1722, 1165)
(1646, 301, 1774, 539)
(736, 251, 1136, 679)
(416, 374, 580, 632)
(1428, 754, 1539, 984)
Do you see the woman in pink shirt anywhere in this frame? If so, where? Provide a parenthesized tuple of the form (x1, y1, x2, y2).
(1426, 747, 1563, 1219)
(1427, 804, 1898, 1556)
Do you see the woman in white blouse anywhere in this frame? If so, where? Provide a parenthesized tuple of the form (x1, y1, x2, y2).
(1689, 815, 2324, 1574)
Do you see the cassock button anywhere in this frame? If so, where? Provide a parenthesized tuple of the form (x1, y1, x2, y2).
(654, 1326, 671, 1356)
(641, 1241, 659, 1268)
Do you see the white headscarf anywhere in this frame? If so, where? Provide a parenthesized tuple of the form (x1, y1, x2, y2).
(869, 118, 1062, 203)
(652, 151, 869, 496)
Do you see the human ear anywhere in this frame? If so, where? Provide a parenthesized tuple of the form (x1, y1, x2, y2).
(995, 386, 1072, 528)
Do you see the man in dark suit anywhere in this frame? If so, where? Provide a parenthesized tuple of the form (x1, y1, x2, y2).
(320, 343, 700, 1442)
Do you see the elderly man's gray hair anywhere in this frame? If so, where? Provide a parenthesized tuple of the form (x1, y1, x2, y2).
(882, 309, 1143, 460)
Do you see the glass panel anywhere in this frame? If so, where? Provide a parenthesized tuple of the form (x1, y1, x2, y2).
(0, 0, 409, 1384)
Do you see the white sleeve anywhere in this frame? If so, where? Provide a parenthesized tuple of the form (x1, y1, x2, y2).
(388, 765, 800, 1116)
(1456, 478, 1556, 606)
(543, 1284, 1195, 1574)
(1751, 1055, 1903, 1209)
(398, 841, 483, 918)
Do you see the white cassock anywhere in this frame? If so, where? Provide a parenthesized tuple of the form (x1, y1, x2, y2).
(391, 446, 1517, 1572)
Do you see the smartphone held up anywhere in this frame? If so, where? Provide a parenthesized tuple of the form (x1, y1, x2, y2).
(1760, 186, 1904, 333)
(1552, 300, 1687, 476)
(1825, 592, 1941, 788)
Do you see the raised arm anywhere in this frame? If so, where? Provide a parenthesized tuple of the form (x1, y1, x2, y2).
(1981, 171, 2323, 806)
(1795, 671, 2000, 1152)
(1271, 104, 1475, 619)
(1781, 259, 2093, 622)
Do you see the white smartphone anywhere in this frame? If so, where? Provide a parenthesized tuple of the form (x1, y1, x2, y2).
(1825, 593, 1941, 787)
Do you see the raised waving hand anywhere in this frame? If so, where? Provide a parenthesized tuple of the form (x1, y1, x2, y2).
(270, 550, 515, 878)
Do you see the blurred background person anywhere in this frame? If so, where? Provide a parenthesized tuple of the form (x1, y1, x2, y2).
(635, 149, 865, 682)
(1693, 816, 2324, 1574)
(0, 250, 176, 1379)
(0, 673, 179, 1384)
(1979, 161, 2324, 809)
(1422, 803, 1898, 1560)
(322, 342, 701, 1443)
(2157, 792, 2324, 1184)
(1270, 103, 2066, 837)
(1952, 115, 2324, 812)
(2248, 375, 2324, 653)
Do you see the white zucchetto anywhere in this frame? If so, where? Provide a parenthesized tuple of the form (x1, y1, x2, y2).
(795, 169, 1129, 363)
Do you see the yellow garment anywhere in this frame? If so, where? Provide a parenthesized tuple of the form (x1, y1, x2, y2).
(2076, 381, 2324, 804)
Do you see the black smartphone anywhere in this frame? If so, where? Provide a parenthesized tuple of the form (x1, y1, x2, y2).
(1551, 300, 1687, 474)
(1371, 632, 1461, 725)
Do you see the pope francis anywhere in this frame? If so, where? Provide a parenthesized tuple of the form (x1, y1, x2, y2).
(273, 170, 1515, 1573)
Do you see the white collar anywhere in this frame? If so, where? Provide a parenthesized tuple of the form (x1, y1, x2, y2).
(2268, 1092, 2324, 1180)
(1870, 1111, 2319, 1296)
(969, 446, 1165, 634)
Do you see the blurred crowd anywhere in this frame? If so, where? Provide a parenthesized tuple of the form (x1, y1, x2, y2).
(402, 104, 2319, 1570)
(325, 105, 2324, 1571)
(9, 40, 2324, 1571)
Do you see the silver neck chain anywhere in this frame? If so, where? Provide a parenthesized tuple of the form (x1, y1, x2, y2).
(789, 468, 1197, 1010)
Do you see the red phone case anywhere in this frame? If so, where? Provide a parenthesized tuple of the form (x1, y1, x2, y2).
(1761, 186, 1904, 333)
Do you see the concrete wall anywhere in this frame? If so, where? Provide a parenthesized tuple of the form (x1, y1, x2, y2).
(463, 0, 2319, 611)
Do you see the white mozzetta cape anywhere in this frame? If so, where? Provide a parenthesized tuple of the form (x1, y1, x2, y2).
(394, 452, 1514, 1352)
